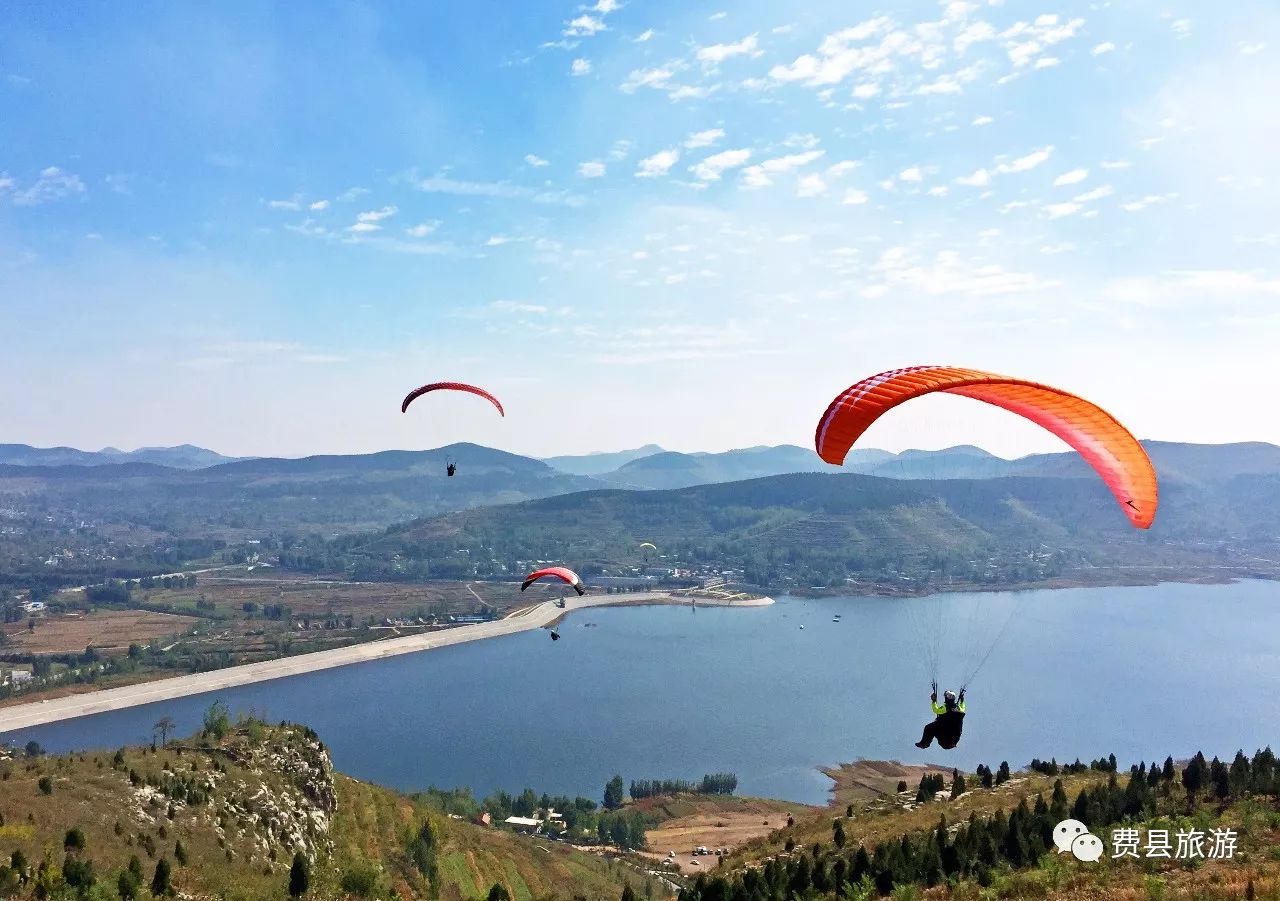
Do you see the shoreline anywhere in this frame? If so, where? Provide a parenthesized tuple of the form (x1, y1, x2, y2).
(0, 591, 773, 734)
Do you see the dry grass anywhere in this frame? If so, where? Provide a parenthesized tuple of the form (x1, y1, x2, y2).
(639, 795, 808, 875)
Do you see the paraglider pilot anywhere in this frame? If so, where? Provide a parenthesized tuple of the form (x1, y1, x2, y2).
(915, 681, 966, 750)
(446, 462, 457, 478)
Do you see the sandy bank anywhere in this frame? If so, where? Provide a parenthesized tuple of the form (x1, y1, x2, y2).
(0, 591, 772, 733)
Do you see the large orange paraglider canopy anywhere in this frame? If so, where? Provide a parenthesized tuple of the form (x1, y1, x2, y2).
(521, 566, 585, 596)
(815, 366, 1158, 529)
(400, 382, 505, 416)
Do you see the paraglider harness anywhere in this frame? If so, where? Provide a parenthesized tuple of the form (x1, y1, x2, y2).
(446, 462, 457, 478)
(917, 681, 967, 750)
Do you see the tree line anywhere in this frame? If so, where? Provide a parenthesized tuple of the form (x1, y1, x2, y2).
(629, 773, 738, 799)
(678, 746, 1278, 901)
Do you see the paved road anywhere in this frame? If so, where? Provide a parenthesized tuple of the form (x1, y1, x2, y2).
(0, 592, 771, 733)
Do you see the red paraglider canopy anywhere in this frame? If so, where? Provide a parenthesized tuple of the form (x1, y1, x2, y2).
(400, 382, 505, 416)
(814, 365, 1158, 529)
(521, 566, 585, 596)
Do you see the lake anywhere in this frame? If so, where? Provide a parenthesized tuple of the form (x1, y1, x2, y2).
(5, 580, 1278, 806)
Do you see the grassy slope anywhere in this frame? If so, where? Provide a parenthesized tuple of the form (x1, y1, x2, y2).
(0, 726, 646, 901)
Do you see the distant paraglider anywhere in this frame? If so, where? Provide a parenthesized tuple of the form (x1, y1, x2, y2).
(400, 382, 504, 480)
(521, 566, 585, 596)
(815, 365, 1158, 528)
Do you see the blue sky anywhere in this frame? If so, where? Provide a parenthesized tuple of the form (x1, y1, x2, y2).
(3, 0, 1278, 458)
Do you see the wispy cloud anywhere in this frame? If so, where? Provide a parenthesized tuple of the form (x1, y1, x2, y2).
(5, 166, 87, 206)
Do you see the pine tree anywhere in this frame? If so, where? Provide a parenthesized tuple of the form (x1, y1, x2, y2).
(1162, 756, 1176, 782)
(620, 885, 637, 901)
(487, 884, 511, 901)
(833, 818, 846, 849)
(289, 852, 310, 897)
(952, 771, 967, 798)
(604, 775, 625, 810)
(996, 761, 1011, 785)
(151, 858, 171, 897)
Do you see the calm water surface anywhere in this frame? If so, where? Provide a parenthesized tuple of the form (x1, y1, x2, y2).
(7, 581, 1278, 805)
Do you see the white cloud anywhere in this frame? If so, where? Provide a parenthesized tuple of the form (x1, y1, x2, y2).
(609, 139, 634, 160)
(337, 187, 369, 202)
(1092, 42, 1116, 56)
(1043, 201, 1080, 219)
(8, 166, 87, 207)
(1122, 193, 1177, 212)
(347, 221, 382, 233)
(739, 150, 826, 188)
(592, 0, 620, 12)
(927, 185, 949, 197)
(356, 205, 398, 223)
(1073, 185, 1113, 202)
(525, 154, 550, 167)
(972, 115, 994, 126)
(995, 145, 1053, 174)
(684, 128, 725, 149)
(827, 160, 860, 177)
(761, 150, 824, 172)
(1052, 168, 1088, 186)
(917, 74, 965, 95)
(309, 200, 330, 211)
(405, 222, 440, 238)
(571, 58, 593, 76)
(635, 29, 655, 42)
(697, 34, 761, 65)
(1100, 159, 1131, 169)
(842, 188, 869, 205)
(578, 160, 607, 178)
(620, 64, 681, 93)
(485, 235, 514, 247)
(413, 174, 582, 206)
(1003, 16, 1085, 68)
(1171, 19, 1192, 38)
(564, 14, 606, 37)
(1238, 41, 1265, 56)
(955, 168, 991, 187)
(899, 166, 923, 183)
(691, 148, 752, 181)
(268, 198, 302, 211)
(1034, 57, 1060, 69)
(797, 174, 827, 197)
(852, 82, 880, 99)
(636, 149, 680, 178)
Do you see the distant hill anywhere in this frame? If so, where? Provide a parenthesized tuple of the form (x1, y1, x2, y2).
(542, 443, 667, 475)
(366, 464, 1280, 591)
(1010, 440, 1280, 485)
(585, 441, 1280, 489)
(0, 443, 606, 543)
(0, 443, 243, 469)
(594, 445, 888, 489)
